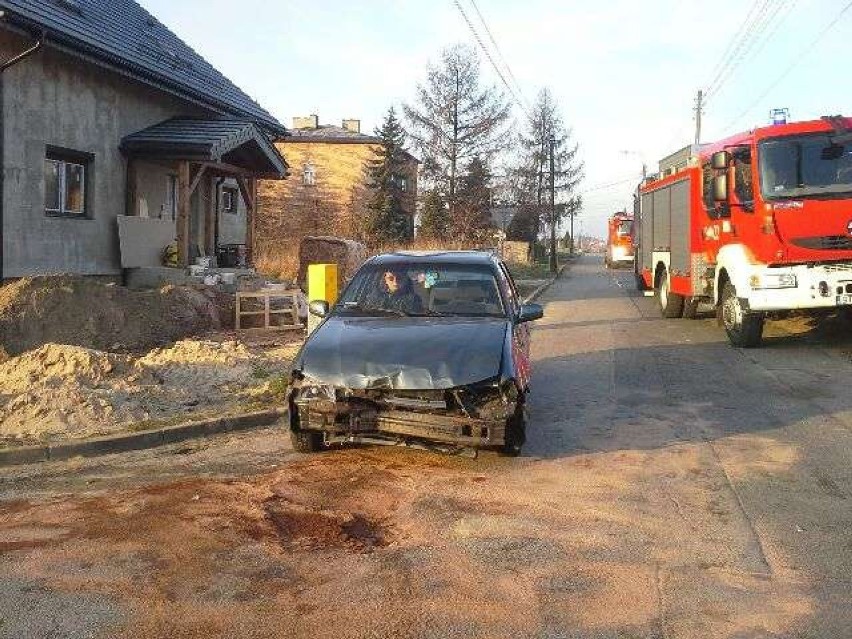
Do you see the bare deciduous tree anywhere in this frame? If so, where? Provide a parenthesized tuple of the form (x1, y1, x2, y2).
(404, 44, 510, 228)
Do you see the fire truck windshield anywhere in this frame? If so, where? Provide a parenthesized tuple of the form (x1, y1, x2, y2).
(759, 134, 852, 200)
(616, 220, 633, 236)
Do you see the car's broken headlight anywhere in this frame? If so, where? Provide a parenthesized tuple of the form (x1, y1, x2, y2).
(297, 377, 337, 402)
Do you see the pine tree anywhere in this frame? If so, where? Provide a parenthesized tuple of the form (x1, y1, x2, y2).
(455, 155, 493, 241)
(364, 107, 413, 244)
(510, 88, 584, 246)
(417, 188, 450, 239)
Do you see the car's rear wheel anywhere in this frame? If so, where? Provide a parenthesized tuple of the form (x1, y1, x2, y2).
(501, 404, 526, 457)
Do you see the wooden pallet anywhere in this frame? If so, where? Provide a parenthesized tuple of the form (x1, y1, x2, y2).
(235, 289, 303, 331)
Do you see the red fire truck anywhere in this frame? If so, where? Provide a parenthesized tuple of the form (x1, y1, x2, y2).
(635, 115, 852, 347)
(605, 212, 635, 268)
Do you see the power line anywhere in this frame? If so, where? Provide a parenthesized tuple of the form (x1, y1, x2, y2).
(579, 175, 642, 195)
(704, 0, 765, 96)
(466, 0, 530, 112)
(705, 0, 792, 102)
(451, 0, 527, 115)
(705, 0, 796, 104)
(721, 0, 852, 133)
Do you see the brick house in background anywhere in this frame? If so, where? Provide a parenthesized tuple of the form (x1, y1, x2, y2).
(257, 115, 418, 254)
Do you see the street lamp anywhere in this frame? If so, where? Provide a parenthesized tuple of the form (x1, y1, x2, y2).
(548, 136, 558, 273)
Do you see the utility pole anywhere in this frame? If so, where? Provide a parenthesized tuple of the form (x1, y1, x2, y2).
(549, 136, 558, 273)
(694, 89, 704, 146)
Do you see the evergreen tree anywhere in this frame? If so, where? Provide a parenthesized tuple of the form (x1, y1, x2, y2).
(364, 107, 413, 244)
(404, 44, 510, 230)
(417, 188, 450, 239)
(455, 155, 493, 241)
(510, 88, 584, 248)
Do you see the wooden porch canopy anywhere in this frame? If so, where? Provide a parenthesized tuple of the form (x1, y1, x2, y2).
(121, 118, 288, 267)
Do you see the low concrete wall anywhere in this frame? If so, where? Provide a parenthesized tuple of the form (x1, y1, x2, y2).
(117, 216, 175, 268)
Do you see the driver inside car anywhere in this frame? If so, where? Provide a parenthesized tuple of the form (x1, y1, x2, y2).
(365, 268, 424, 314)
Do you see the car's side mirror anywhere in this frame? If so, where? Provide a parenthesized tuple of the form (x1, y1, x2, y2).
(518, 303, 543, 323)
(308, 300, 329, 318)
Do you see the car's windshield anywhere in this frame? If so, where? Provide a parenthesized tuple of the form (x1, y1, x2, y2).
(759, 134, 852, 200)
(335, 263, 506, 318)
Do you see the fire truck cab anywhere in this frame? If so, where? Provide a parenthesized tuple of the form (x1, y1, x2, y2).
(605, 212, 635, 268)
(635, 115, 852, 347)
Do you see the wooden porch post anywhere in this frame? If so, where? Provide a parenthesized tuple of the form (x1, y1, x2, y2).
(249, 177, 257, 266)
(177, 161, 191, 267)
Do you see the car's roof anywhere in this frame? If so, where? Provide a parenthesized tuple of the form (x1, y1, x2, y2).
(368, 251, 498, 266)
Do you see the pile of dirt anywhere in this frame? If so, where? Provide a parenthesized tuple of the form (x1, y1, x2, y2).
(0, 276, 233, 356)
(0, 338, 300, 444)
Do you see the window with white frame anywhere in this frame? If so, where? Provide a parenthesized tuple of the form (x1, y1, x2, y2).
(44, 148, 91, 217)
(302, 163, 316, 186)
(393, 173, 409, 192)
(222, 186, 239, 214)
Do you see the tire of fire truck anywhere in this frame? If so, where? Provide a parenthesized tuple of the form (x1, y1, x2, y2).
(635, 264, 650, 291)
(501, 403, 527, 457)
(682, 296, 701, 319)
(657, 268, 684, 318)
(720, 282, 764, 348)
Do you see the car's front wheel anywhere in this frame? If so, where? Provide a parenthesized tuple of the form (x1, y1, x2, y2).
(501, 404, 527, 457)
(290, 429, 323, 453)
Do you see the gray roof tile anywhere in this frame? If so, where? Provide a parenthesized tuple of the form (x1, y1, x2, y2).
(0, 0, 284, 133)
(121, 118, 288, 177)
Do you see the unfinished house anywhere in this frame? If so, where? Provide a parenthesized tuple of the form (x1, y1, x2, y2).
(257, 115, 418, 256)
(0, 0, 288, 281)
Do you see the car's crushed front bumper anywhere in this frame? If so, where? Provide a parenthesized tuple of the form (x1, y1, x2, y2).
(288, 379, 517, 449)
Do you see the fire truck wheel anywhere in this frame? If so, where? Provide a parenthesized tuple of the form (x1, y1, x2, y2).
(720, 282, 764, 348)
(682, 296, 701, 319)
(657, 269, 684, 318)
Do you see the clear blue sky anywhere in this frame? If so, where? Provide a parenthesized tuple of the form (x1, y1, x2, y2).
(140, 0, 851, 238)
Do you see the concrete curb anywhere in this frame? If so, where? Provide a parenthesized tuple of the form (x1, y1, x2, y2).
(523, 262, 569, 304)
(0, 409, 286, 469)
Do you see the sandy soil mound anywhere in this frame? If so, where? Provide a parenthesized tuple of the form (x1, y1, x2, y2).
(0, 276, 233, 356)
(0, 337, 300, 444)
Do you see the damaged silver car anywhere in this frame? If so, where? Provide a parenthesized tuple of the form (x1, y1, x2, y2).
(286, 251, 543, 455)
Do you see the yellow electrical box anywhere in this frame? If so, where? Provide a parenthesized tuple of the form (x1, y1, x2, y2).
(307, 263, 339, 305)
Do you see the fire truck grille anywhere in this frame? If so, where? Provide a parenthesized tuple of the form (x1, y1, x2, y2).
(791, 236, 852, 250)
(824, 262, 852, 273)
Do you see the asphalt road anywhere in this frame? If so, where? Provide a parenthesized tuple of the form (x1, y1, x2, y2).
(1, 254, 850, 638)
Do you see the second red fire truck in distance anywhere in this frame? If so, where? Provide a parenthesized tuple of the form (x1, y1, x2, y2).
(634, 115, 852, 347)
(605, 212, 635, 269)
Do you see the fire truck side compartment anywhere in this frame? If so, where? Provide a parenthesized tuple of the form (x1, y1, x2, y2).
(669, 179, 691, 276)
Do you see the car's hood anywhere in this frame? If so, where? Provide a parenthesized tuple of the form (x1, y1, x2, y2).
(296, 316, 509, 389)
